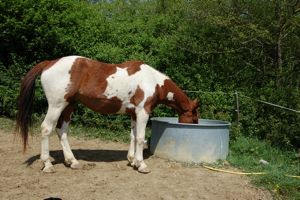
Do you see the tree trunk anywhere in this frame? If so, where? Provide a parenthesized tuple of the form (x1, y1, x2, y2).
(275, 1, 284, 86)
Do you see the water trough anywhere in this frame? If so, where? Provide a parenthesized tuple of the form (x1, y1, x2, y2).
(150, 117, 230, 163)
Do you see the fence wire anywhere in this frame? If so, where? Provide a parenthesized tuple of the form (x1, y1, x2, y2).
(185, 90, 300, 114)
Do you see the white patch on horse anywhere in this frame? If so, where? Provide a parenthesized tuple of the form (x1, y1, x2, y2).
(103, 67, 136, 113)
(167, 92, 174, 101)
(104, 67, 132, 99)
(41, 56, 81, 104)
(104, 64, 170, 113)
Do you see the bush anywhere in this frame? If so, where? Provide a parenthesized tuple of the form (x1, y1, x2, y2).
(0, 0, 299, 149)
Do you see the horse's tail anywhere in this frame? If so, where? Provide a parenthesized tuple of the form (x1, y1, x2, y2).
(16, 61, 50, 152)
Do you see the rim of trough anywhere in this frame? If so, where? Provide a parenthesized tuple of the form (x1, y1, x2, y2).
(151, 117, 231, 127)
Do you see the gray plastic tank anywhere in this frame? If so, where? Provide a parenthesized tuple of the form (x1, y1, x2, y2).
(150, 117, 230, 163)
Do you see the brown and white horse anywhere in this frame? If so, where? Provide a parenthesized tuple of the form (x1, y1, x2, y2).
(16, 56, 199, 173)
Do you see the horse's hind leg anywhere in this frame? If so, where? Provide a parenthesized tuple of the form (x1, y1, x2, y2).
(41, 103, 67, 173)
(56, 104, 80, 169)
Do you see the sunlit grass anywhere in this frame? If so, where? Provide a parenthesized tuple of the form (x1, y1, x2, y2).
(228, 136, 300, 199)
(0, 117, 16, 132)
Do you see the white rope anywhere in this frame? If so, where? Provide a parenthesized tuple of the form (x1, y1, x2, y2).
(184, 90, 229, 94)
(184, 90, 300, 114)
(239, 94, 300, 114)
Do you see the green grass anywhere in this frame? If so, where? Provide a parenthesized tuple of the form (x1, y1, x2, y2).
(68, 124, 130, 142)
(228, 136, 300, 199)
(68, 124, 152, 143)
(1, 117, 299, 199)
(0, 117, 16, 132)
(0, 116, 150, 143)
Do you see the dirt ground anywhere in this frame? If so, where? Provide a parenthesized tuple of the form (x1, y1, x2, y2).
(0, 129, 273, 200)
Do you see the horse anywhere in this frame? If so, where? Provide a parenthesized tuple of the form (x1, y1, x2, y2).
(16, 56, 199, 174)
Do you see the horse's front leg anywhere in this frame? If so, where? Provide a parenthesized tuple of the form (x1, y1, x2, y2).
(134, 109, 150, 174)
(127, 118, 136, 165)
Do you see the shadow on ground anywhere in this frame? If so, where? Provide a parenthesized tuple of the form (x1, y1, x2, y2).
(24, 148, 151, 166)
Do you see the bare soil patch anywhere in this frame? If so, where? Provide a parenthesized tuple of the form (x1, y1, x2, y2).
(0, 129, 273, 200)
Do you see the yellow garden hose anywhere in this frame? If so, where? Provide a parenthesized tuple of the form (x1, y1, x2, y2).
(202, 165, 300, 179)
(202, 165, 266, 175)
(285, 174, 300, 179)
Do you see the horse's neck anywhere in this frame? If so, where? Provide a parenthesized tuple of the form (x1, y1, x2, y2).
(159, 80, 190, 114)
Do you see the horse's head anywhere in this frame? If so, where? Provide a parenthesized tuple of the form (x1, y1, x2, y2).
(179, 99, 199, 124)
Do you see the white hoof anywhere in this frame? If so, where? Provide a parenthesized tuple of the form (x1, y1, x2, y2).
(136, 161, 150, 174)
(42, 165, 56, 173)
(138, 166, 151, 174)
(70, 161, 82, 169)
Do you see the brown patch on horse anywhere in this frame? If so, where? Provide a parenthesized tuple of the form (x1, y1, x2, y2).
(160, 79, 191, 113)
(65, 58, 123, 113)
(125, 85, 146, 119)
(144, 85, 160, 114)
(65, 58, 116, 101)
(56, 104, 75, 129)
(130, 86, 144, 106)
(118, 60, 143, 75)
(77, 95, 122, 114)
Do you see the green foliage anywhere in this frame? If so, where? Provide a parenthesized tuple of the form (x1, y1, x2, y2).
(0, 0, 299, 149)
